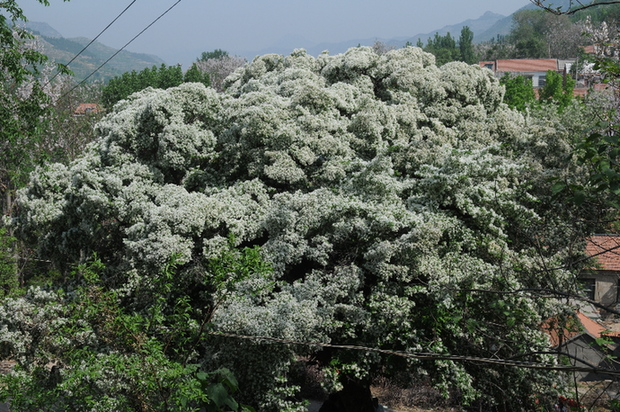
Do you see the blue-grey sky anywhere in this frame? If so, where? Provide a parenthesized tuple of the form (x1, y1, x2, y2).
(19, 0, 530, 67)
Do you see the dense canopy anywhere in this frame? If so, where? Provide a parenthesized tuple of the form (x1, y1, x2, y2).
(10, 46, 594, 410)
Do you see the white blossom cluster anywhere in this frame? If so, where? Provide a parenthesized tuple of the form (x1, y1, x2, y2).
(10, 46, 593, 409)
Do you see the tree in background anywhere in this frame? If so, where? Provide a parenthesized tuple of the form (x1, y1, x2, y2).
(421, 32, 459, 65)
(510, 9, 551, 58)
(7, 46, 604, 411)
(184, 62, 211, 86)
(477, 34, 516, 61)
(499, 70, 575, 112)
(0, 0, 71, 218)
(42, 75, 104, 162)
(421, 26, 477, 65)
(101, 63, 210, 109)
(193, 49, 246, 92)
(371, 40, 396, 55)
(480, 9, 586, 60)
(458, 26, 476, 64)
(545, 14, 586, 58)
(199, 49, 230, 61)
(539, 69, 575, 109)
(500, 73, 537, 111)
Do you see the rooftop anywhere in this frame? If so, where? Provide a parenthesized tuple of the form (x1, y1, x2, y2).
(586, 235, 620, 271)
(74, 103, 102, 115)
(547, 311, 620, 347)
(479, 59, 559, 73)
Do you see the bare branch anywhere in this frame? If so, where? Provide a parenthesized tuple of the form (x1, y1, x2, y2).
(530, 0, 620, 15)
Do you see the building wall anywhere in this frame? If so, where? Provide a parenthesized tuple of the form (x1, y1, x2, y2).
(561, 334, 620, 381)
(581, 271, 619, 307)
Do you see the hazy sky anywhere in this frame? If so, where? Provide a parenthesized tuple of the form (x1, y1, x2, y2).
(19, 0, 530, 67)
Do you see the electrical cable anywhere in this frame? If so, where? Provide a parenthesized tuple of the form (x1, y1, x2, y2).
(46, 0, 138, 86)
(209, 331, 620, 377)
(59, 0, 182, 100)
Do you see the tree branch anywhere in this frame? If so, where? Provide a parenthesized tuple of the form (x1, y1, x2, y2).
(530, 0, 620, 15)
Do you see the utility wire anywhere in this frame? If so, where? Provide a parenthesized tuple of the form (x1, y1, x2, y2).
(59, 0, 182, 100)
(209, 331, 620, 377)
(46, 0, 139, 86)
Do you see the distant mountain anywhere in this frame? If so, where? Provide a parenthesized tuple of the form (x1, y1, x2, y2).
(248, 10, 511, 58)
(20, 21, 63, 38)
(24, 22, 165, 82)
(400, 11, 508, 47)
(251, 1, 606, 59)
(475, 15, 514, 42)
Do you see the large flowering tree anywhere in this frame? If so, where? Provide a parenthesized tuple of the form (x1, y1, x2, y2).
(7, 46, 598, 411)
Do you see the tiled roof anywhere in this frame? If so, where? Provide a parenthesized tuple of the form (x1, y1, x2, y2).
(586, 235, 620, 271)
(577, 311, 620, 339)
(74, 103, 101, 115)
(582, 45, 596, 54)
(546, 311, 620, 347)
(495, 59, 558, 72)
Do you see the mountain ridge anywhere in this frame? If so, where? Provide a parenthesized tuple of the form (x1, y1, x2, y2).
(23, 21, 165, 82)
(250, 9, 512, 58)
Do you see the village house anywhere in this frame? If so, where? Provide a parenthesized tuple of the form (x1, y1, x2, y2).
(581, 234, 620, 310)
(478, 57, 605, 96)
(73, 103, 102, 116)
(548, 311, 620, 381)
(539, 235, 620, 382)
(479, 58, 565, 88)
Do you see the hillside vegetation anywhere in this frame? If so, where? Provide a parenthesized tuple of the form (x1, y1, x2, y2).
(26, 24, 165, 82)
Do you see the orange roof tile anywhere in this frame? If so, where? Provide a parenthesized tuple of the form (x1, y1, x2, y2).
(582, 45, 596, 54)
(74, 103, 102, 115)
(586, 235, 620, 271)
(577, 311, 620, 338)
(495, 59, 558, 72)
(545, 311, 620, 347)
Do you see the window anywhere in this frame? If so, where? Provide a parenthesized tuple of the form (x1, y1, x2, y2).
(538, 75, 546, 88)
(580, 278, 596, 300)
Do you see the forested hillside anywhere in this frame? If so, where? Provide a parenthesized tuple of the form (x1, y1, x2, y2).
(24, 22, 165, 81)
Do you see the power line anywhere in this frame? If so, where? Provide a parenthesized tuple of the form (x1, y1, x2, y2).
(209, 331, 620, 377)
(46, 0, 139, 86)
(59, 0, 182, 101)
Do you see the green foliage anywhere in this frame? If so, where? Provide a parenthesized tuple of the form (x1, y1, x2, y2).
(458, 26, 476, 64)
(421, 26, 478, 65)
(422, 32, 459, 65)
(510, 10, 550, 58)
(500, 71, 575, 113)
(0, 228, 18, 297)
(538, 70, 575, 109)
(571, 3, 620, 24)
(101, 63, 185, 108)
(482, 8, 585, 60)
(200, 49, 229, 61)
(0, 243, 266, 411)
(500, 73, 537, 111)
(0, 0, 71, 216)
(185, 62, 211, 86)
(571, 122, 620, 206)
